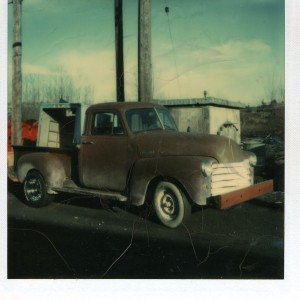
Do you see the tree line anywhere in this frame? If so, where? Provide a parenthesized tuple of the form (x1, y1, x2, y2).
(8, 67, 95, 121)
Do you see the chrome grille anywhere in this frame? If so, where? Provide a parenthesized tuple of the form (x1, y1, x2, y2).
(211, 160, 253, 196)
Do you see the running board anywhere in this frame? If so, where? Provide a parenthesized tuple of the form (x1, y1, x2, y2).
(53, 180, 127, 202)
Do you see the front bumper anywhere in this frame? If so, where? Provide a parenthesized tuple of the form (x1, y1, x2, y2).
(212, 180, 274, 209)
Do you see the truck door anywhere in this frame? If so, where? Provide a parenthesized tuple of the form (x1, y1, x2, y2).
(79, 111, 130, 192)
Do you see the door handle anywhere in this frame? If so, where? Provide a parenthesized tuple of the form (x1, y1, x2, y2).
(82, 140, 94, 145)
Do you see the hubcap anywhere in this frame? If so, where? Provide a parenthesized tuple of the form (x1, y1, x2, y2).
(160, 192, 176, 216)
(25, 177, 43, 202)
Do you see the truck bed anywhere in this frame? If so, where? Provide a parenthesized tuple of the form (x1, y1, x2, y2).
(13, 144, 75, 163)
(11, 145, 77, 182)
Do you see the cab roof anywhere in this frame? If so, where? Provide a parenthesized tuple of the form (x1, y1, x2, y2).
(87, 101, 165, 113)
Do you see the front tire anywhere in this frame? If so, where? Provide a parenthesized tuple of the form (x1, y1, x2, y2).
(153, 181, 191, 228)
(23, 170, 53, 207)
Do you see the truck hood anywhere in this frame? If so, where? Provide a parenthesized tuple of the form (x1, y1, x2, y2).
(133, 131, 248, 163)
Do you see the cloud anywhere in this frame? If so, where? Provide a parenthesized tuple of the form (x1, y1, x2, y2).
(153, 63, 271, 104)
(8, 51, 118, 103)
(209, 39, 272, 62)
(56, 50, 116, 102)
(152, 39, 275, 103)
(23, 64, 53, 76)
(169, 39, 271, 73)
(14, 39, 278, 105)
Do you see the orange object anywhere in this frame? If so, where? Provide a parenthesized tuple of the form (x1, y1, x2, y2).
(7, 120, 39, 151)
(215, 180, 274, 209)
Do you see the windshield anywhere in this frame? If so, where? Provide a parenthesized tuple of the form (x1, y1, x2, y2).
(126, 108, 178, 133)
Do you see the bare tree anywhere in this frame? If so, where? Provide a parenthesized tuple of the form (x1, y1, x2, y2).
(23, 66, 95, 103)
(19, 66, 95, 120)
(278, 82, 285, 103)
(264, 75, 285, 104)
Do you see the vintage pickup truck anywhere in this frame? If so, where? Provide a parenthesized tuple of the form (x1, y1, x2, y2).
(13, 101, 273, 228)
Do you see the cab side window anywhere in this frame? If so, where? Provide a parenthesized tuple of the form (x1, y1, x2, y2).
(91, 112, 125, 135)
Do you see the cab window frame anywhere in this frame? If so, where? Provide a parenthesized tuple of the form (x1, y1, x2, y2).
(90, 110, 126, 136)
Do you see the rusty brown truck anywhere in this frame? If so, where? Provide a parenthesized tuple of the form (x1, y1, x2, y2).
(13, 101, 273, 228)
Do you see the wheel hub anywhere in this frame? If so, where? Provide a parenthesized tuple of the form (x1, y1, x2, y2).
(25, 178, 42, 202)
(161, 193, 175, 215)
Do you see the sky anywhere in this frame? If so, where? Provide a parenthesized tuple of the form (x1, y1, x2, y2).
(6, 0, 285, 105)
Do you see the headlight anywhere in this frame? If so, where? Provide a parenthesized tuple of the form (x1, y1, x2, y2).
(249, 153, 257, 167)
(201, 160, 213, 177)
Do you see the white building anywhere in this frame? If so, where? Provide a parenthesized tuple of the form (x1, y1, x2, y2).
(154, 97, 245, 144)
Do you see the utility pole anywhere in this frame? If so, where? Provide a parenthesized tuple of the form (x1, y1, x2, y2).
(12, 0, 23, 145)
(138, 0, 152, 102)
(115, 0, 125, 102)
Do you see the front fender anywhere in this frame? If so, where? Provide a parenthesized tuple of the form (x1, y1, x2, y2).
(16, 152, 71, 189)
(129, 156, 216, 206)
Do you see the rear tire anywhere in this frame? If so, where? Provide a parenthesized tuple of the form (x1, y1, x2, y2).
(23, 171, 53, 207)
(153, 181, 191, 228)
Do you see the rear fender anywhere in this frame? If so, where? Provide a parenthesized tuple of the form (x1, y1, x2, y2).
(16, 152, 71, 190)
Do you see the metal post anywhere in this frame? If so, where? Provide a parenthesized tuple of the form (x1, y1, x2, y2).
(12, 0, 23, 145)
(138, 0, 152, 102)
(115, 0, 125, 102)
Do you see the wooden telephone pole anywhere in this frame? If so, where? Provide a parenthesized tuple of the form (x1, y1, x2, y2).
(138, 0, 152, 102)
(12, 0, 23, 145)
(115, 0, 125, 102)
